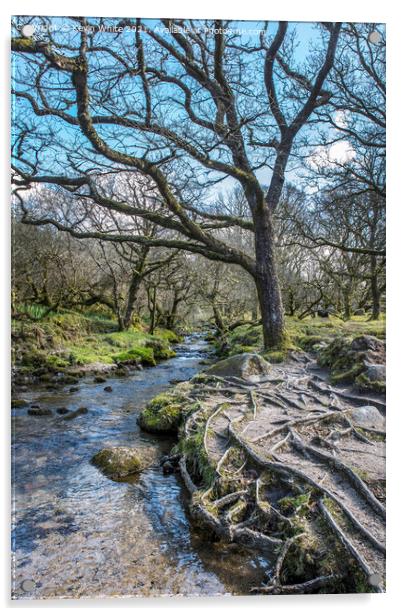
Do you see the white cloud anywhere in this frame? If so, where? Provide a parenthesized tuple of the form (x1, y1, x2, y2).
(309, 140, 356, 169)
(333, 110, 350, 129)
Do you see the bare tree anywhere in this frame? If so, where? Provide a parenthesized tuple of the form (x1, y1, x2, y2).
(12, 17, 343, 348)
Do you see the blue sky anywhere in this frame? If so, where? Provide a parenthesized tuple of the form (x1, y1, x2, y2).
(11, 17, 381, 202)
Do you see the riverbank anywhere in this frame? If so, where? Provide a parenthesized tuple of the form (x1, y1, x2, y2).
(11, 309, 182, 396)
(138, 350, 386, 594)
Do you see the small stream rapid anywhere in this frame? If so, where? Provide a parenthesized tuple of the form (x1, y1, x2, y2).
(12, 335, 269, 599)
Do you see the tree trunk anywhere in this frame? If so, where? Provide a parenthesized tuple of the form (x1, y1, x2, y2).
(253, 207, 284, 349)
(122, 273, 142, 330)
(166, 293, 180, 330)
(148, 287, 157, 334)
(369, 255, 381, 320)
(343, 288, 352, 321)
(212, 304, 226, 334)
(287, 289, 295, 316)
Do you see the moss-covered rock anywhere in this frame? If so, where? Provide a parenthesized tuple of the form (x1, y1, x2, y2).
(138, 392, 185, 434)
(145, 338, 176, 360)
(91, 446, 153, 479)
(297, 334, 331, 352)
(178, 428, 216, 488)
(355, 364, 386, 394)
(62, 407, 88, 420)
(27, 406, 53, 416)
(11, 398, 28, 408)
(263, 350, 287, 364)
(138, 382, 199, 434)
(205, 352, 271, 380)
(154, 328, 183, 344)
(112, 346, 156, 366)
(12, 310, 178, 376)
(318, 334, 385, 393)
(215, 316, 385, 360)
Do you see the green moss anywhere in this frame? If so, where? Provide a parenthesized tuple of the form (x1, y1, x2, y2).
(330, 363, 362, 385)
(67, 327, 174, 366)
(355, 426, 385, 442)
(263, 350, 287, 363)
(154, 328, 183, 343)
(318, 498, 379, 592)
(229, 324, 263, 348)
(219, 446, 246, 475)
(191, 373, 217, 385)
(91, 447, 144, 479)
(45, 355, 70, 369)
(11, 399, 28, 408)
(220, 316, 385, 357)
(317, 333, 385, 392)
(227, 344, 257, 356)
(12, 37, 37, 51)
(296, 334, 329, 351)
(113, 346, 156, 366)
(178, 428, 215, 487)
(278, 492, 311, 516)
(351, 569, 375, 593)
(145, 338, 176, 360)
(138, 391, 194, 434)
(355, 372, 386, 394)
(12, 309, 177, 371)
(18, 348, 68, 372)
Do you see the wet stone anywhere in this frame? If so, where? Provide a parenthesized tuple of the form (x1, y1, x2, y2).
(91, 446, 152, 480)
(12, 399, 28, 408)
(162, 461, 175, 475)
(27, 407, 53, 417)
(62, 407, 88, 420)
(56, 407, 71, 415)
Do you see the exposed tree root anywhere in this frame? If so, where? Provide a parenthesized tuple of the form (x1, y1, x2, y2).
(171, 359, 386, 594)
(309, 377, 386, 414)
(254, 573, 345, 595)
(318, 500, 384, 593)
(290, 430, 385, 518)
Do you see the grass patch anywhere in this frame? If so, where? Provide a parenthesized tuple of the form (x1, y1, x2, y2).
(12, 308, 179, 371)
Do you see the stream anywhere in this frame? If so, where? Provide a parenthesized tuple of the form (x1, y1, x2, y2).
(11, 335, 269, 599)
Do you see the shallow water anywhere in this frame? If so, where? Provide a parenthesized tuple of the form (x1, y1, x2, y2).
(12, 336, 270, 599)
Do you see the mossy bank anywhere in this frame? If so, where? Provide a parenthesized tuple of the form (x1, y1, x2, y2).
(212, 315, 386, 393)
(12, 309, 181, 387)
